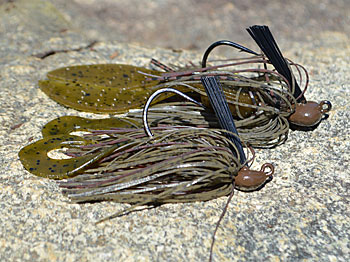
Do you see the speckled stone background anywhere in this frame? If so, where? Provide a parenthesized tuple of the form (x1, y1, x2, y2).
(0, 0, 349, 261)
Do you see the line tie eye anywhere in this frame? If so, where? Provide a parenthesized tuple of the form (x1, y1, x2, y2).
(261, 163, 274, 176)
(320, 100, 332, 113)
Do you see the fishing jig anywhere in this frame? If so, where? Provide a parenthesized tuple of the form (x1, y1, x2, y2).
(246, 25, 332, 128)
(21, 25, 332, 180)
(56, 76, 274, 262)
(37, 26, 331, 139)
(18, 24, 332, 262)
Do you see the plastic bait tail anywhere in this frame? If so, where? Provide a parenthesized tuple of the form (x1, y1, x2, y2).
(19, 135, 118, 179)
(39, 64, 161, 113)
(41, 115, 140, 137)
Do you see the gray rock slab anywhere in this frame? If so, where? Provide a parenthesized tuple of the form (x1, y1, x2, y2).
(0, 0, 92, 64)
(51, 0, 350, 54)
(0, 1, 349, 262)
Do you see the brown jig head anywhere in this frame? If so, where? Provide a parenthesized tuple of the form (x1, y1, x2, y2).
(199, 76, 275, 193)
(246, 26, 333, 130)
(235, 163, 274, 191)
(288, 100, 332, 128)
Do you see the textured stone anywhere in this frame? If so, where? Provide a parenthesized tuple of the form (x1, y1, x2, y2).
(0, 1, 349, 262)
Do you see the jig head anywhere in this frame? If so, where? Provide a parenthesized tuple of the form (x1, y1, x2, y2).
(235, 163, 274, 191)
(288, 100, 332, 127)
(247, 25, 332, 128)
(200, 76, 274, 190)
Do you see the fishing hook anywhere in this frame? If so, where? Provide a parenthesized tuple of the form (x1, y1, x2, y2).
(143, 88, 205, 137)
(202, 40, 259, 68)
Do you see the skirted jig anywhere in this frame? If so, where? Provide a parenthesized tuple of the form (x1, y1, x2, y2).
(37, 26, 331, 134)
(18, 24, 332, 262)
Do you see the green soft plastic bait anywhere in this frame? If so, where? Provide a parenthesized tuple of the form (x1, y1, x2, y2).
(38, 63, 277, 119)
(39, 64, 162, 113)
(41, 115, 140, 137)
(19, 135, 117, 179)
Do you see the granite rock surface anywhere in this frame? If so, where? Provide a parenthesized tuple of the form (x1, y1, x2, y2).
(0, 1, 349, 261)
